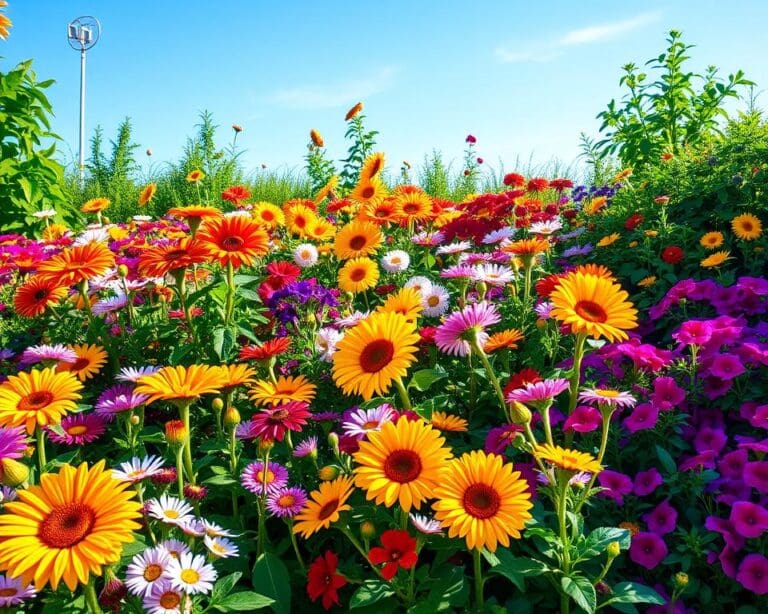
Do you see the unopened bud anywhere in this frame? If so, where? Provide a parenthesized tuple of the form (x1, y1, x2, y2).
(328, 432, 340, 455)
(0, 458, 30, 487)
(674, 572, 689, 589)
(319, 465, 340, 481)
(360, 520, 376, 540)
(117, 264, 129, 278)
(165, 420, 187, 446)
(130, 414, 141, 426)
(224, 406, 241, 428)
(508, 401, 532, 425)
(212, 397, 224, 412)
(607, 541, 621, 559)
(24, 445, 35, 458)
(258, 438, 275, 454)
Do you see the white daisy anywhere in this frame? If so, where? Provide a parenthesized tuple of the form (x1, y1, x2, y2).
(133, 215, 153, 222)
(178, 517, 206, 537)
(420, 283, 450, 317)
(116, 365, 162, 383)
(74, 227, 111, 245)
(471, 264, 515, 286)
(335, 310, 370, 328)
(380, 250, 410, 273)
(482, 227, 516, 244)
(204, 535, 240, 559)
(436, 241, 472, 255)
(143, 581, 184, 614)
(315, 327, 344, 362)
(529, 218, 563, 236)
(403, 276, 433, 296)
(224, 210, 252, 218)
(293, 243, 318, 268)
(125, 547, 172, 597)
(411, 230, 444, 246)
(113, 455, 165, 483)
(32, 209, 57, 219)
(166, 552, 217, 595)
(202, 520, 239, 538)
(147, 495, 194, 527)
(157, 539, 191, 560)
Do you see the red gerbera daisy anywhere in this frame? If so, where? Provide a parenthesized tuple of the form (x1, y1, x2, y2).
(221, 185, 252, 205)
(503, 173, 526, 187)
(307, 551, 347, 611)
(535, 273, 564, 298)
(249, 401, 311, 442)
(661, 246, 684, 264)
(503, 368, 542, 397)
(13, 276, 68, 318)
(239, 338, 291, 361)
(369, 530, 418, 580)
(527, 177, 549, 193)
(624, 213, 644, 231)
(549, 178, 574, 192)
(266, 261, 301, 282)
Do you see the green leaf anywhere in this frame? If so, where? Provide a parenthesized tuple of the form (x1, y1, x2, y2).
(216, 591, 275, 611)
(408, 368, 447, 392)
(350, 580, 395, 609)
(169, 344, 195, 365)
(251, 552, 291, 614)
(204, 474, 237, 486)
(655, 445, 677, 474)
(237, 287, 261, 302)
(489, 549, 550, 592)
(211, 572, 243, 603)
(599, 582, 665, 609)
(562, 575, 596, 613)
(408, 566, 468, 612)
(234, 274, 261, 286)
(578, 527, 631, 559)
(213, 326, 236, 361)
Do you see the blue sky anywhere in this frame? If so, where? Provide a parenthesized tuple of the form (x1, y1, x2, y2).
(2, 1, 767, 178)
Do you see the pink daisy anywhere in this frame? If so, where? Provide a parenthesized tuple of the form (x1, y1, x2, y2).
(241, 461, 289, 495)
(0, 427, 27, 461)
(266, 486, 308, 518)
(434, 302, 501, 356)
(248, 401, 311, 442)
(506, 378, 570, 405)
(46, 413, 107, 445)
(578, 388, 637, 409)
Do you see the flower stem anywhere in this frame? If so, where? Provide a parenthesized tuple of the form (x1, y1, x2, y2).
(36, 427, 47, 473)
(473, 548, 485, 612)
(83, 579, 102, 614)
(558, 477, 571, 614)
(288, 520, 306, 571)
(225, 261, 236, 326)
(174, 446, 185, 498)
(471, 340, 509, 418)
(179, 403, 195, 485)
(393, 377, 412, 411)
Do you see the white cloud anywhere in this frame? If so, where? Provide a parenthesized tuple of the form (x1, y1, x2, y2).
(267, 66, 398, 109)
(496, 12, 661, 64)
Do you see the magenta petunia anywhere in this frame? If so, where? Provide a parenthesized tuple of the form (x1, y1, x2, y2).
(672, 319, 714, 346)
(705, 516, 745, 551)
(634, 468, 663, 497)
(623, 403, 660, 434)
(506, 378, 570, 405)
(719, 545, 739, 579)
(597, 470, 633, 505)
(249, 401, 311, 442)
(693, 427, 728, 454)
(744, 461, 768, 494)
(718, 449, 748, 479)
(629, 532, 668, 570)
(737, 553, 768, 595)
(563, 405, 601, 433)
(729, 501, 768, 539)
(650, 376, 685, 411)
(434, 302, 501, 357)
(46, 413, 107, 445)
(708, 353, 746, 380)
(484, 424, 523, 455)
(643, 499, 678, 536)
(0, 427, 26, 461)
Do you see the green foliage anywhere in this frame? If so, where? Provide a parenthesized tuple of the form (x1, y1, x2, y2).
(419, 150, 452, 199)
(596, 30, 754, 169)
(340, 112, 378, 190)
(0, 59, 72, 232)
(305, 138, 337, 193)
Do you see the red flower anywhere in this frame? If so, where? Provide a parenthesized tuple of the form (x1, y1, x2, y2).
(513, 205, 528, 217)
(266, 261, 301, 281)
(465, 134, 477, 144)
(222, 185, 251, 205)
(549, 178, 574, 192)
(477, 157, 484, 164)
(527, 177, 549, 193)
(418, 326, 437, 345)
(562, 209, 578, 221)
(654, 196, 670, 205)
(374, 284, 397, 295)
(250, 401, 311, 442)
(369, 530, 418, 580)
(544, 203, 560, 216)
(624, 213, 644, 230)
(503, 173, 526, 187)
(326, 198, 353, 213)
(503, 368, 542, 397)
(239, 338, 291, 361)
(661, 246, 684, 264)
(307, 551, 347, 610)
(535, 273, 564, 298)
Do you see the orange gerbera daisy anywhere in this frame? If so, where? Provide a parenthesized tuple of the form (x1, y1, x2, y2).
(314, 176, 339, 203)
(13, 276, 68, 318)
(197, 216, 269, 268)
(503, 238, 550, 258)
(56, 344, 108, 381)
(431, 411, 469, 432)
(349, 178, 388, 207)
(138, 238, 211, 278)
(305, 218, 337, 241)
(249, 375, 317, 406)
(167, 205, 222, 234)
(80, 198, 110, 214)
(293, 476, 355, 538)
(359, 152, 385, 182)
(572, 263, 616, 280)
(186, 169, 205, 183)
(393, 187, 433, 222)
(361, 198, 398, 225)
(484, 329, 524, 352)
(252, 202, 285, 229)
(285, 204, 318, 237)
(36, 243, 116, 287)
(345, 102, 364, 121)
(334, 221, 382, 260)
(138, 182, 157, 206)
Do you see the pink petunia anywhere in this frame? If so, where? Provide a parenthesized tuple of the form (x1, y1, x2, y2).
(563, 405, 601, 433)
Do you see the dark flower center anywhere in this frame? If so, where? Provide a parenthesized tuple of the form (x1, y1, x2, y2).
(361, 187, 375, 199)
(222, 236, 244, 251)
(318, 498, 340, 521)
(574, 300, 608, 323)
(383, 449, 422, 483)
(38, 502, 96, 548)
(34, 289, 50, 301)
(359, 339, 395, 373)
(159, 592, 181, 608)
(463, 483, 501, 519)
(349, 235, 367, 251)
(350, 267, 367, 282)
(143, 564, 163, 582)
(19, 391, 54, 411)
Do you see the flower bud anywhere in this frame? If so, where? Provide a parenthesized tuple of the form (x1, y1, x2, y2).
(674, 572, 689, 589)
(212, 397, 224, 412)
(606, 541, 621, 559)
(319, 465, 340, 481)
(224, 406, 241, 428)
(165, 420, 187, 446)
(117, 264, 129, 278)
(328, 432, 340, 456)
(258, 438, 275, 454)
(130, 414, 141, 426)
(508, 401, 532, 425)
(360, 520, 377, 540)
(0, 458, 30, 487)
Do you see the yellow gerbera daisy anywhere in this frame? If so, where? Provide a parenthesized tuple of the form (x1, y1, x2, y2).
(285, 204, 318, 238)
(56, 344, 108, 381)
(249, 375, 317, 407)
(0, 368, 83, 434)
(138, 182, 157, 206)
(0, 461, 141, 591)
(431, 411, 469, 432)
(334, 220, 383, 260)
(534, 443, 603, 474)
(349, 178, 388, 207)
(359, 152, 386, 182)
(134, 365, 228, 407)
(731, 213, 762, 241)
(700, 250, 732, 268)
(597, 233, 620, 247)
(338, 257, 379, 294)
(186, 169, 205, 183)
(314, 175, 339, 203)
(80, 198, 110, 214)
(550, 271, 638, 342)
(305, 218, 337, 241)
(252, 202, 285, 229)
(432, 450, 533, 552)
(353, 416, 452, 511)
(393, 187, 433, 222)
(700, 231, 724, 250)
(332, 312, 419, 400)
(375, 288, 423, 324)
(293, 476, 355, 538)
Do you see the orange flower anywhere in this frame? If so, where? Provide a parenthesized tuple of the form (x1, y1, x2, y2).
(345, 102, 364, 121)
(197, 216, 269, 268)
(138, 182, 157, 206)
(138, 238, 211, 278)
(80, 198, 110, 213)
(13, 276, 68, 318)
(310, 129, 324, 147)
(36, 243, 116, 287)
(186, 170, 205, 183)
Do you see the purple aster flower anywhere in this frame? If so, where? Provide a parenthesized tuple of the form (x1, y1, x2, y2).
(629, 532, 667, 569)
(672, 320, 714, 346)
(312, 411, 342, 422)
(266, 487, 307, 518)
(20, 343, 77, 365)
(342, 404, 396, 439)
(0, 486, 17, 503)
(634, 468, 663, 496)
(643, 500, 678, 535)
(293, 436, 318, 458)
(95, 384, 150, 417)
(440, 264, 476, 280)
(0, 349, 14, 361)
(597, 470, 633, 505)
(623, 403, 660, 434)
(650, 377, 685, 411)
(708, 353, 746, 380)
(744, 461, 768, 494)
(116, 365, 161, 383)
(729, 501, 768, 538)
(561, 244, 593, 258)
(578, 388, 636, 409)
(435, 302, 501, 357)
(534, 301, 553, 320)
(0, 574, 37, 608)
(241, 461, 289, 495)
(506, 378, 570, 405)
(0, 427, 26, 461)
(737, 553, 768, 595)
(46, 413, 107, 445)
(235, 421, 257, 440)
(562, 405, 601, 433)
(92, 292, 128, 316)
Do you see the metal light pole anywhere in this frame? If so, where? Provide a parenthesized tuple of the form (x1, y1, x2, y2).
(67, 16, 100, 188)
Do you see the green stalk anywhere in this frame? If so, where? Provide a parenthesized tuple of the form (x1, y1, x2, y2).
(471, 340, 509, 417)
(174, 446, 185, 498)
(179, 403, 195, 485)
(82, 579, 102, 614)
(288, 520, 306, 571)
(558, 477, 571, 614)
(393, 377, 412, 411)
(473, 548, 485, 612)
(225, 261, 236, 325)
(36, 427, 47, 473)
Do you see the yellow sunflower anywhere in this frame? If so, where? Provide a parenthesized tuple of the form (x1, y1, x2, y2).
(597, 233, 620, 247)
(700, 231, 724, 250)
(249, 375, 317, 406)
(334, 220, 382, 260)
(285, 204, 319, 238)
(431, 411, 469, 432)
(138, 182, 157, 206)
(252, 202, 285, 229)
(432, 450, 533, 552)
(293, 476, 355, 538)
(134, 365, 228, 407)
(0, 460, 141, 591)
(332, 312, 419, 400)
(56, 344, 108, 381)
(305, 218, 337, 242)
(0, 368, 83, 434)
(359, 152, 385, 182)
(534, 444, 603, 474)
(393, 187, 433, 222)
(349, 178, 388, 207)
(700, 250, 732, 268)
(375, 288, 423, 324)
(80, 198, 110, 214)
(353, 416, 452, 511)
(549, 271, 638, 342)
(483, 329, 524, 352)
(731, 213, 762, 241)
(338, 257, 379, 294)
(186, 169, 205, 183)
(572, 263, 617, 280)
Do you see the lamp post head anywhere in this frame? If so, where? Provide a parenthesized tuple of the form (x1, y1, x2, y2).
(67, 16, 100, 51)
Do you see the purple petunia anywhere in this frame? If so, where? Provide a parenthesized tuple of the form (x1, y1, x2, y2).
(634, 468, 663, 497)
(562, 405, 601, 433)
(707, 353, 746, 380)
(643, 499, 678, 535)
(650, 377, 685, 411)
(736, 553, 768, 595)
(744, 461, 768, 494)
(672, 320, 714, 346)
(623, 403, 660, 434)
(629, 532, 668, 570)
(729, 501, 768, 539)
(597, 470, 633, 505)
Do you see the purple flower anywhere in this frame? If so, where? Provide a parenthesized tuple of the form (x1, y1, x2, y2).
(0, 427, 26, 461)
(718, 450, 748, 479)
(266, 487, 308, 518)
(506, 378, 570, 405)
(46, 413, 107, 445)
(672, 320, 714, 346)
(705, 516, 745, 551)
(643, 500, 678, 535)
(650, 377, 685, 411)
(744, 461, 768, 494)
(694, 427, 727, 454)
(629, 532, 668, 569)
(20, 343, 77, 365)
(615, 340, 672, 372)
(729, 501, 768, 538)
(707, 353, 746, 380)
(634, 468, 663, 496)
(623, 403, 660, 434)
(434, 302, 501, 357)
(240, 461, 289, 495)
(484, 424, 523, 455)
(737, 553, 768, 595)
(563, 405, 601, 433)
(342, 405, 396, 440)
(293, 436, 318, 458)
(719, 545, 739, 579)
(95, 384, 150, 417)
(598, 470, 633, 505)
